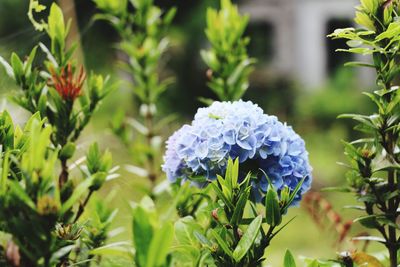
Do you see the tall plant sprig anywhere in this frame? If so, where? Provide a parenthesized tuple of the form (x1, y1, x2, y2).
(1, 1, 114, 189)
(201, 0, 255, 101)
(93, 0, 176, 189)
(0, 112, 116, 266)
(329, 0, 400, 266)
(0, 1, 117, 265)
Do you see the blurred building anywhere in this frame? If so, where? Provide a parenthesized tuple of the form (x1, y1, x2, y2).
(240, 0, 361, 88)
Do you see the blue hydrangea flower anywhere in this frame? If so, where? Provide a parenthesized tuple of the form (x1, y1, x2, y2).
(162, 100, 312, 204)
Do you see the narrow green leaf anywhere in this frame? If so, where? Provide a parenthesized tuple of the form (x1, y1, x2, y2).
(0, 56, 15, 79)
(11, 53, 23, 81)
(209, 182, 234, 210)
(24, 46, 38, 75)
(265, 187, 282, 227)
(354, 215, 380, 229)
(50, 245, 75, 264)
(270, 216, 297, 240)
(145, 223, 174, 267)
(9, 180, 36, 210)
(175, 216, 202, 246)
(194, 231, 213, 247)
(210, 229, 233, 258)
(232, 215, 262, 262)
(231, 157, 239, 187)
(133, 206, 153, 267)
(230, 186, 250, 225)
(60, 176, 93, 215)
(285, 177, 305, 208)
(0, 151, 10, 195)
(321, 186, 351, 193)
(283, 249, 296, 267)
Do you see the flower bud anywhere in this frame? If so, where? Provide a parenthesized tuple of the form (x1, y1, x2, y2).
(55, 223, 83, 241)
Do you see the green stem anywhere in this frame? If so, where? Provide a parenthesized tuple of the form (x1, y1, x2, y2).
(144, 110, 157, 187)
(73, 190, 94, 223)
(387, 169, 398, 267)
(59, 158, 69, 189)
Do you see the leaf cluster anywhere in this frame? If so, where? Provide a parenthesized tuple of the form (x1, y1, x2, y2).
(174, 158, 304, 267)
(201, 0, 255, 101)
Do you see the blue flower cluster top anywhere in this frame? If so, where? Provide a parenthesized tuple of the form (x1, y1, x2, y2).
(163, 100, 312, 204)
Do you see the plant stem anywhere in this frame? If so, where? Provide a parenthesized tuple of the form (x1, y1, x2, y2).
(144, 111, 157, 187)
(73, 190, 94, 223)
(387, 169, 398, 267)
(59, 158, 69, 189)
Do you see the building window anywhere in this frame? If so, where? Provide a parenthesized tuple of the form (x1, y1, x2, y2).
(246, 22, 275, 64)
(326, 18, 353, 74)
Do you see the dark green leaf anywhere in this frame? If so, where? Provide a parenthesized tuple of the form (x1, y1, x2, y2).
(265, 187, 282, 226)
(232, 215, 262, 262)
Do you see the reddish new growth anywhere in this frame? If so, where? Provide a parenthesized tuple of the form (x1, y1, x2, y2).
(50, 64, 86, 101)
(303, 192, 353, 244)
(303, 192, 373, 251)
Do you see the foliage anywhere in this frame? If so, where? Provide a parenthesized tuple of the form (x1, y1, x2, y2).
(173, 159, 305, 266)
(328, 0, 400, 266)
(93, 0, 176, 189)
(0, 1, 116, 266)
(132, 197, 175, 267)
(201, 0, 255, 101)
(0, 112, 114, 266)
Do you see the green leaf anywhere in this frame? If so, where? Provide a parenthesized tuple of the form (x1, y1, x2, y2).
(0, 151, 10, 195)
(354, 11, 375, 31)
(351, 236, 386, 243)
(232, 215, 262, 262)
(265, 187, 282, 227)
(0, 56, 15, 79)
(360, 0, 377, 14)
(24, 46, 38, 75)
(283, 249, 296, 267)
(9, 180, 36, 210)
(164, 7, 177, 25)
(50, 245, 75, 264)
(209, 182, 234, 210)
(354, 215, 380, 229)
(285, 177, 305, 208)
(321, 186, 352, 193)
(194, 231, 213, 247)
(47, 3, 66, 43)
(60, 176, 94, 215)
(145, 223, 174, 267)
(210, 229, 233, 258)
(11, 53, 24, 81)
(89, 242, 132, 257)
(343, 205, 365, 211)
(230, 186, 250, 225)
(175, 216, 202, 246)
(344, 61, 375, 68)
(133, 206, 153, 267)
(59, 142, 76, 160)
(376, 21, 400, 41)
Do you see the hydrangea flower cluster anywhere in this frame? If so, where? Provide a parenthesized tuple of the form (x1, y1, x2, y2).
(163, 100, 312, 204)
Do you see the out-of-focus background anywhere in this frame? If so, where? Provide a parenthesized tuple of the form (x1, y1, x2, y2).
(0, 0, 382, 265)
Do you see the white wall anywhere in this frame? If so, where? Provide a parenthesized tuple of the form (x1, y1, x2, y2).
(294, 0, 358, 88)
(241, 0, 362, 88)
